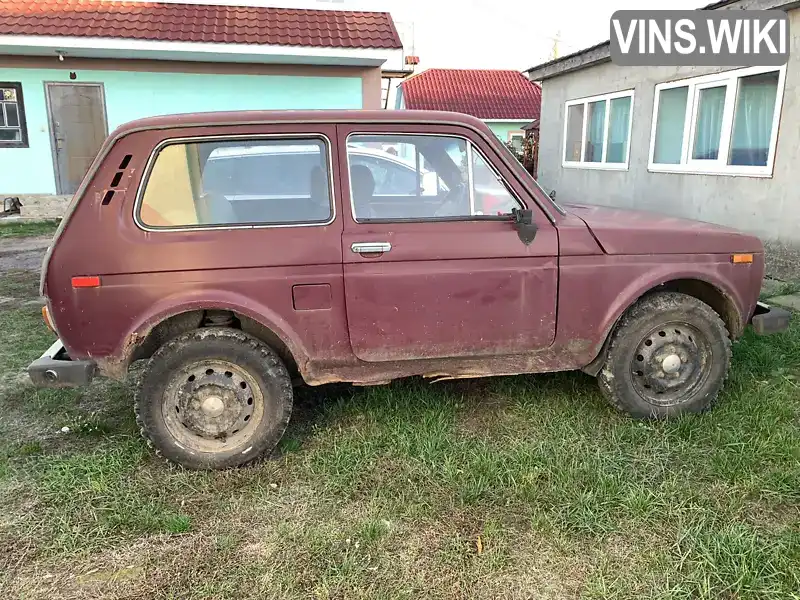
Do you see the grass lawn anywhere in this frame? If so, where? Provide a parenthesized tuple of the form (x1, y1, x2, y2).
(0, 220, 60, 239)
(0, 268, 798, 599)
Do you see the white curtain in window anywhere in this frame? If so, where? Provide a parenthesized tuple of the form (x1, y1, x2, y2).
(653, 87, 688, 164)
(729, 71, 779, 166)
(606, 96, 631, 163)
(564, 104, 584, 161)
(692, 86, 726, 160)
(584, 100, 606, 162)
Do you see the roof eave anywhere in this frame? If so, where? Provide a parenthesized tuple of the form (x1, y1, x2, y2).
(525, 0, 799, 81)
(0, 35, 403, 67)
(525, 41, 610, 82)
(482, 118, 539, 122)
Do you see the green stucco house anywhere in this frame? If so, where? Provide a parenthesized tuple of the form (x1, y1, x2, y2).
(0, 0, 405, 204)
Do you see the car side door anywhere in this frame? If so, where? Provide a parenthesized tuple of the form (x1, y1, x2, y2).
(337, 123, 559, 363)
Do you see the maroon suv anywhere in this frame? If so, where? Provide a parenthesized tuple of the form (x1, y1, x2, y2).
(28, 110, 789, 469)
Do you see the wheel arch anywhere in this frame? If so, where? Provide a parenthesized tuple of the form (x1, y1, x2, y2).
(582, 276, 742, 377)
(100, 296, 309, 381)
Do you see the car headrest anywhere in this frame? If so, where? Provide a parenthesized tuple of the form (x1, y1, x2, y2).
(350, 165, 375, 198)
(309, 166, 328, 200)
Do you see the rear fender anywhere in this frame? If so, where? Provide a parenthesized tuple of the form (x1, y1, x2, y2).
(99, 289, 309, 379)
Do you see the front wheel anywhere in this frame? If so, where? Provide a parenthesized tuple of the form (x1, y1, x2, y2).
(597, 292, 731, 418)
(135, 328, 293, 469)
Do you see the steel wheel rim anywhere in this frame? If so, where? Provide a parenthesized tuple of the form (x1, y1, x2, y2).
(629, 321, 712, 407)
(162, 359, 264, 452)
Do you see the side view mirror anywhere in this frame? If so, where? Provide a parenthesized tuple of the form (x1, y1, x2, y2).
(511, 207, 537, 245)
(549, 189, 557, 201)
(511, 207, 533, 225)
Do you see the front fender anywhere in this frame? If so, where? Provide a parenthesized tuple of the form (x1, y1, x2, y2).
(559, 254, 756, 374)
(600, 263, 745, 341)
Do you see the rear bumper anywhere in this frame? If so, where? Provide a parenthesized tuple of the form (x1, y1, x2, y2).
(749, 301, 791, 335)
(27, 339, 96, 387)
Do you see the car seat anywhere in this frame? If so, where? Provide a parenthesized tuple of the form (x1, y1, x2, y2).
(308, 166, 331, 221)
(350, 165, 375, 219)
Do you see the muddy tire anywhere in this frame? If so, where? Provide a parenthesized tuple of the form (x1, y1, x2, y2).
(135, 327, 292, 470)
(597, 292, 731, 419)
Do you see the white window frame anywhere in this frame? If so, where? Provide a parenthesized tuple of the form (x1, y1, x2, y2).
(648, 65, 786, 177)
(562, 89, 634, 171)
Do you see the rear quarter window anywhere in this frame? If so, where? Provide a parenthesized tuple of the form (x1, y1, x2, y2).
(138, 137, 333, 229)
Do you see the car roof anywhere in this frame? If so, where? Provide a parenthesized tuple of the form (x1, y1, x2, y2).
(109, 109, 492, 139)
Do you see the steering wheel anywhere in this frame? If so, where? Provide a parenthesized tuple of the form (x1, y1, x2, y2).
(433, 181, 469, 217)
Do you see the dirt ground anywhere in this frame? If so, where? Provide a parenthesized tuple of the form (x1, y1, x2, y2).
(0, 235, 51, 272)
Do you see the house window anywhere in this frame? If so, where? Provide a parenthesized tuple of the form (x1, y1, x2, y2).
(649, 65, 786, 176)
(562, 90, 634, 169)
(0, 83, 28, 148)
(507, 131, 524, 153)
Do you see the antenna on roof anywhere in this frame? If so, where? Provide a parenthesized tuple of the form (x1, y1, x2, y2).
(551, 31, 561, 60)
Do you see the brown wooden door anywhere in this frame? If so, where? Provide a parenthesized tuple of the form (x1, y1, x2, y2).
(46, 83, 107, 195)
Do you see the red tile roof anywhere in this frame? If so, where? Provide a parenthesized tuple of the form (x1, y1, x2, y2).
(0, 0, 402, 50)
(400, 69, 541, 120)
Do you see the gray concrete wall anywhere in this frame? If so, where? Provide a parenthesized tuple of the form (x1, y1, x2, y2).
(537, 8, 800, 280)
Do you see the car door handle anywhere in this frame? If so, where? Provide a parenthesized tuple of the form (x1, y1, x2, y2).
(351, 242, 391, 254)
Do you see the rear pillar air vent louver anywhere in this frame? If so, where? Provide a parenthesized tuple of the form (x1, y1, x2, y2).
(101, 154, 133, 206)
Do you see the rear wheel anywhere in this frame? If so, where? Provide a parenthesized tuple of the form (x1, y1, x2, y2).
(135, 328, 292, 469)
(597, 292, 731, 418)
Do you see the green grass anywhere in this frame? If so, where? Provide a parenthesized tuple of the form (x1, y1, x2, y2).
(0, 269, 41, 300)
(0, 267, 798, 599)
(0, 307, 54, 375)
(0, 219, 60, 239)
(771, 282, 800, 297)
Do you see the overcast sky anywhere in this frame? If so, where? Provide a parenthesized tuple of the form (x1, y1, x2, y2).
(152, 0, 709, 71)
(386, 0, 708, 70)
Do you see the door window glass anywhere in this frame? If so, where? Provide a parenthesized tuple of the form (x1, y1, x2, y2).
(471, 148, 520, 216)
(347, 134, 520, 221)
(348, 153, 420, 196)
(139, 138, 332, 228)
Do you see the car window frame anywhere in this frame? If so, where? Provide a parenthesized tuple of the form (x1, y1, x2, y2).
(134, 133, 337, 232)
(345, 132, 524, 224)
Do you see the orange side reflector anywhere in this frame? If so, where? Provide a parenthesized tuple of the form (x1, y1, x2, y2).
(732, 253, 754, 264)
(42, 306, 54, 332)
(71, 275, 101, 288)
